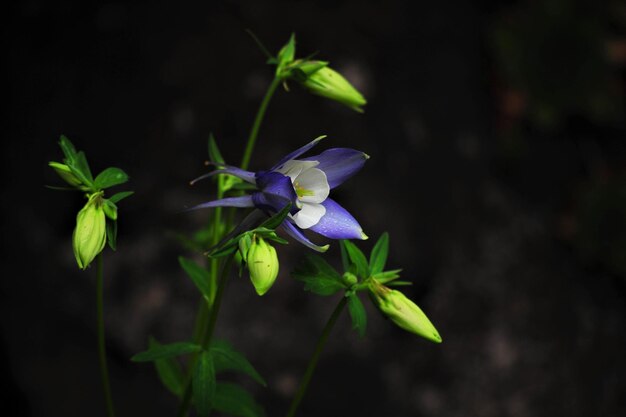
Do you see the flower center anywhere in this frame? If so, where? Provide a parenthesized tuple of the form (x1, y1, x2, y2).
(294, 181, 315, 198)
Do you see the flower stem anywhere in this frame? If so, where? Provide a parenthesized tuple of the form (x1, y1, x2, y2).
(96, 253, 116, 417)
(176, 254, 235, 417)
(240, 76, 282, 171)
(285, 296, 347, 417)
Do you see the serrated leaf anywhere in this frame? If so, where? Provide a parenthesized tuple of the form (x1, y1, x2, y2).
(341, 240, 369, 279)
(179, 257, 211, 301)
(106, 219, 117, 251)
(211, 340, 267, 386)
(259, 203, 292, 230)
(347, 293, 367, 337)
(131, 342, 202, 362)
(108, 191, 134, 204)
(149, 337, 185, 398)
(214, 383, 265, 417)
(292, 255, 346, 296)
(208, 134, 225, 165)
(372, 269, 403, 284)
(193, 350, 215, 417)
(369, 232, 389, 275)
(95, 167, 129, 189)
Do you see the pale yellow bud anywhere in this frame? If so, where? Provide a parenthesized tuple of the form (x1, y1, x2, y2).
(247, 237, 279, 296)
(73, 194, 107, 269)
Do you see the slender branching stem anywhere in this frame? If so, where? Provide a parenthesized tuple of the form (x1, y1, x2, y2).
(176, 254, 235, 417)
(240, 76, 282, 171)
(96, 253, 116, 417)
(285, 297, 348, 417)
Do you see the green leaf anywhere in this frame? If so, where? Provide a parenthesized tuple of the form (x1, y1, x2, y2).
(276, 33, 296, 77)
(149, 337, 185, 398)
(208, 134, 225, 165)
(74, 151, 94, 182)
(193, 350, 216, 417)
(369, 232, 389, 275)
(95, 167, 129, 189)
(59, 135, 78, 160)
(372, 269, 403, 284)
(214, 383, 265, 417)
(347, 293, 367, 337)
(211, 340, 267, 386)
(342, 240, 369, 279)
(179, 257, 211, 301)
(292, 255, 346, 296)
(106, 219, 117, 251)
(259, 203, 292, 230)
(103, 199, 118, 220)
(108, 191, 134, 204)
(131, 342, 202, 362)
(386, 280, 413, 287)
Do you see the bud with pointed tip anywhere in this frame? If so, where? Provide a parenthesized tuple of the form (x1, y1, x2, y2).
(73, 193, 107, 269)
(246, 236, 279, 296)
(369, 281, 442, 343)
(296, 60, 367, 112)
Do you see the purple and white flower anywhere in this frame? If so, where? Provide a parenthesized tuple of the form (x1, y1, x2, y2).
(192, 137, 369, 251)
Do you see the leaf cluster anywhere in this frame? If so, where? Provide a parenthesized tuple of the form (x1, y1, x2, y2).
(132, 338, 266, 417)
(292, 233, 408, 337)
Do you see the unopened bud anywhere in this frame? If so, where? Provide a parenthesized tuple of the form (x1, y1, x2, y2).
(370, 281, 442, 343)
(342, 272, 358, 286)
(247, 236, 279, 296)
(297, 61, 367, 112)
(49, 162, 83, 188)
(73, 193, 107, 269)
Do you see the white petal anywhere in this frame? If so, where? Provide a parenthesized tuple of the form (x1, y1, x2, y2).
(275, 160, 319, 181)
(294, 167, 330, 204)
(291, 202, 326, 229)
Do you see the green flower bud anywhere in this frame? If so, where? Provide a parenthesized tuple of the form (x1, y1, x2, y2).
(370, 281, 442, 343)
(49, 161, 83, 187)
(73, 193, 107, 270)
(296, 60, 367, 112)
(247, 236, 279, 296)
(342, 272, 358, 286)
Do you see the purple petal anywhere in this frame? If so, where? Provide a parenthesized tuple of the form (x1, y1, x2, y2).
(252, 192, 293, 214)
(309, 198, 367, 240)
(186, 196, 254, 211)
(254, 171, 298, 209)
(271, 136, 326, 170)
(281, 221, 329, 252)
(190, 166, 256, 185)
(302, 148, 369, 189)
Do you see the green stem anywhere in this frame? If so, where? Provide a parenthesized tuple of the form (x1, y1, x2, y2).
(240, 76, 282, 171)
(176, 254, 235, 417)
(285, 297, 348, 417)
(96, 253, 116, 417)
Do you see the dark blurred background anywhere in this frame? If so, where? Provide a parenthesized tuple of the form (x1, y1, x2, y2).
(3, 0, 626, 416)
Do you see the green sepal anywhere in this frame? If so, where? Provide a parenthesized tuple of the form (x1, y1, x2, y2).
(179, 257, 212, 302)
(341, 240, 369, 279)
(210, 339, 267, 386)
(371, 269, 403, 284)
(149, 337, 185, 398)
(193, 350, 216, 417)
(208, 134, 225, 165)
(276, 33, 296, 77)
(369, 232, 389, 275)
(108, 191, 134, 204)
(94, 167, 129, 190)
(213, 383, 266, 417)
(292, 255, 346, 296)
(347, 293, 367, 337)
(131, 342, 202, 362)
(103, 199, 118, 220)
(57, 135, 94, 188)
(106, 219, 118, 251)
